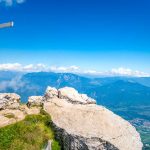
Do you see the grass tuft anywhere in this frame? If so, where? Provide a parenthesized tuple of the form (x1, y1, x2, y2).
(4, 113, 15, 119)
(0, 109, 61, 150)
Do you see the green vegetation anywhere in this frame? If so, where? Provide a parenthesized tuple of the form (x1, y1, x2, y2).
(137, 127, 150, 150)
(4, 113, 15, 119)
(0, 109, 61, 150)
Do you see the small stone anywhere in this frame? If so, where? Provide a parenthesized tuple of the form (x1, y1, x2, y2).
(27, 96, 43, 107)
(0, 93, 20, 110)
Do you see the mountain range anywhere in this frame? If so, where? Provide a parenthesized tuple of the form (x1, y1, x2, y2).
(0, 71, 150, 105)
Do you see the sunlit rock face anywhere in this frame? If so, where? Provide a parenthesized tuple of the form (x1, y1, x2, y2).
(58, 87, 96, 104)
(0, 87, 143, 149)
(0, 93, 20, 110)
(44, 87, 58, 100)
(44, 86, 143, 150)
(43, 86, 96, 104)
(27, 96, 43, 107)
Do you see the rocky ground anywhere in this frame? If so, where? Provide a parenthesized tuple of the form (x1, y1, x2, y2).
(0, 87, 143, 150)
(0, 93, 40, 128)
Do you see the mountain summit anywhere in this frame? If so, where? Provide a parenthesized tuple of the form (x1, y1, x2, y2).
(0, 86, 143, 149)
(42, 86, 143, 150)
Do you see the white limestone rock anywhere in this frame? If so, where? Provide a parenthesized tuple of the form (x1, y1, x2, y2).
(58, 87, 96, 104)
(44, 86, 96, 104)
(0, 109, 25, 128)
(44, 86, 58, 100)
(44, 87, 143, 150)
(27, 96, 43, 107)
(0, 87, 143, 150)
(0, 105, 40, 128)
(0, 93, 20, 110)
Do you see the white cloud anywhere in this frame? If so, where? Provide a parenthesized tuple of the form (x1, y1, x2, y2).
(82, 67, 150, 77)
(110, 67, 150, 77)
(0, 0, 25, 6)
(0, 75, 25, 91)
(0, 63, 149, 77)
(0, 63, 80, 73)
(0, 63, 22, 71)
(82, 70, 102, 75)
(0, 63, 47, 72)
(50, 65, 80, 73)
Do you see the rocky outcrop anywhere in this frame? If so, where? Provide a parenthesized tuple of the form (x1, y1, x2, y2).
(43, 86, 96, 104)
(0, 93, 20, 110)
(50, 122, 119, 150)
(0, 109, 26, 128)
(44, 86, 58, 99)
(0, 96, 40, 128)
(27, 96, 43, 107)
(0, 87, 143, 150)
(43, 86, 143, 150)
(58, 87, 96, 104)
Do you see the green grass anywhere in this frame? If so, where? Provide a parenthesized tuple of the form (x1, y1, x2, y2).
(0, 109, 61, 150)
(4, 113, 16, 119)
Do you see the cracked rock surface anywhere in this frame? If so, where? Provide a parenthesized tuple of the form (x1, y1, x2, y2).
(44, 87, 143, 150)
(0, 93, 20, 110)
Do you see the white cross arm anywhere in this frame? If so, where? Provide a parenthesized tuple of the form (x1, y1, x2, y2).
(0, 21, 14, 29)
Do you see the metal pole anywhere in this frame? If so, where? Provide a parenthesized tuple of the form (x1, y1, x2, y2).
(0, 21, 14, 29)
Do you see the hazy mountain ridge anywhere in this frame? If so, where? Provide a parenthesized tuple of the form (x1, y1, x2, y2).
(87, 80, 150, 107)
(1, 71, 150, 103)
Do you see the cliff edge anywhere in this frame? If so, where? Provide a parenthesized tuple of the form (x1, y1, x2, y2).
(43, 87, 143, 150)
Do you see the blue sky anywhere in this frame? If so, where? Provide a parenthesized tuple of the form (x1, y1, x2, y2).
(0, 0, 150, 75)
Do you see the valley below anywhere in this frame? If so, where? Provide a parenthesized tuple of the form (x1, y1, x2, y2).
(111, 106, 150, 150)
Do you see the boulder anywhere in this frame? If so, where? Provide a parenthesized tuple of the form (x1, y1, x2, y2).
(0, 93, 20, 110)
(27, 96, 43, 107)
(44, 86, 58, 100)
(58, 87, 96, 104)
(44, 87, 143, 150)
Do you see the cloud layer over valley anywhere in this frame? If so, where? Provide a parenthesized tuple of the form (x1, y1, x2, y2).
(0, 63, 149, 77)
